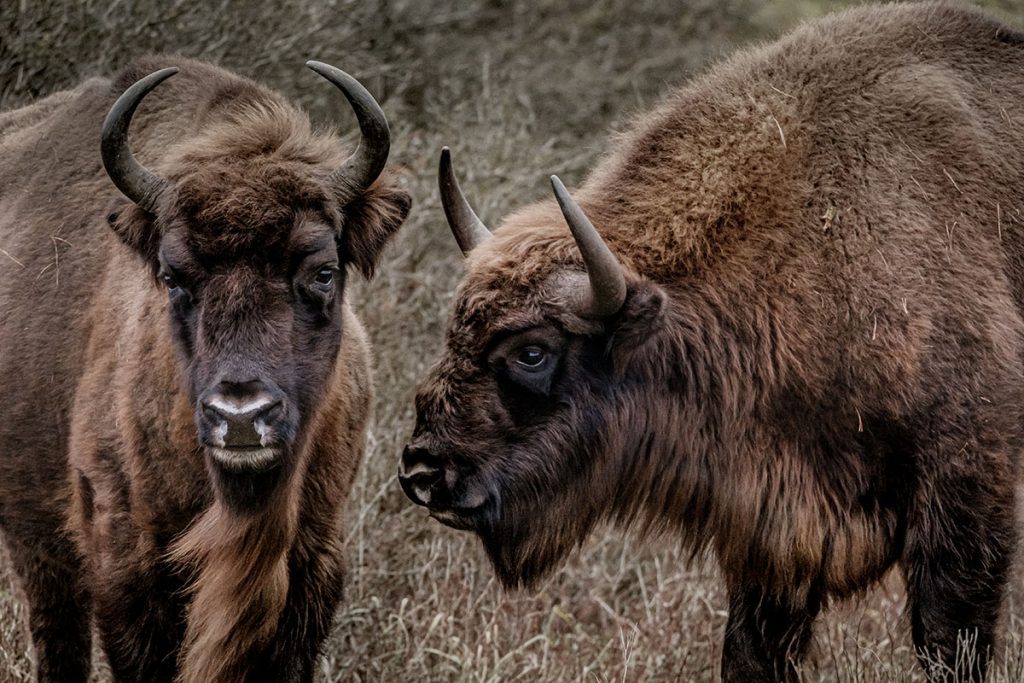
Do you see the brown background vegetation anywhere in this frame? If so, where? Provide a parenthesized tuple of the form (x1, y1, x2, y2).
(2, 0, 1023, 680)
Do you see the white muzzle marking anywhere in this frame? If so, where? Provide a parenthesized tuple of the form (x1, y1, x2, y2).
(413, 486, 432, 505)
(402, 461, 438, 479)
(207, 394, 275, 416)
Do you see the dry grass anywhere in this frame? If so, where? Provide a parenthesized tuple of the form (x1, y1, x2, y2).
(2, 0, 1024, 680)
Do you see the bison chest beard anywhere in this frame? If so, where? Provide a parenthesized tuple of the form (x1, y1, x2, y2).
(711, 413, 915, 601)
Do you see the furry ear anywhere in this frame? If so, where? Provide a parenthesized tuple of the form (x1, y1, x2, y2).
(341, 179, 412, 279)
(607, 279, 667, 368)
(105, 197, 161, 264)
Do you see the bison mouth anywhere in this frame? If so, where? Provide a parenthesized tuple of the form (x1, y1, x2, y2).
(208, 446, 281, 473)
(427, 503, 488, 531)
(397, 468, 493, 531)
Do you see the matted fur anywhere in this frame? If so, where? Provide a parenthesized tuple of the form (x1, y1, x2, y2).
(406, 3, 1024, 681)
(0, 56, 407, 681)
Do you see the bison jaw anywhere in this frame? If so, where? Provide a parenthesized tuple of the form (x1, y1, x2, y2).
(428, 508, 483, 531)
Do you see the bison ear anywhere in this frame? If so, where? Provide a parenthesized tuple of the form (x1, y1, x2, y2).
(607, 279, 667, 365)
(341, 179, 412, 279)
(105, 197, 160, 264)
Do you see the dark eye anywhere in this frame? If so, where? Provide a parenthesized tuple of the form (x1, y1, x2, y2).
(313, 267, 334, 288)
(161, 272, 179, 291)
(515, 345, 547, 369)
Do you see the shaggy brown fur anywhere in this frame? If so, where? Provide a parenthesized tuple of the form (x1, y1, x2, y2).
(402, 3, 1024, 681)
(0, 57, 409, 681)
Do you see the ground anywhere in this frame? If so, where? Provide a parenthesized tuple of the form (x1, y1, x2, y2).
(1, 0, 1023, 680)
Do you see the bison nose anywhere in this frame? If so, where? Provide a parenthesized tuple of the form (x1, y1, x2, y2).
(200, 382, 284, 449)
(398, 445, 445, 507)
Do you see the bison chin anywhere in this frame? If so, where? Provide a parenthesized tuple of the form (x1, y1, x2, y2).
(206, 451, 289, 514)
(476, 483, 602, 589)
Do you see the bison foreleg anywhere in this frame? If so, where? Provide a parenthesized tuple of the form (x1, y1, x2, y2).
(903, 472, 1017, 682)
(720, 585, 820, 683)
(6, 540, 92, 683)
(93, 558, 187, 683)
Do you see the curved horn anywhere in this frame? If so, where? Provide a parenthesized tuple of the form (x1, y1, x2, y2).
(306, 61, 391, 200)
(101, 67, 178, 213)
(439, 147, 492, 255)
(550, 176, 627, 318)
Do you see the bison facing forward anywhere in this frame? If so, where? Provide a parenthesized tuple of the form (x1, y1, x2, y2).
(0, 58, 409, 681)
(400, 3, 1024, 681)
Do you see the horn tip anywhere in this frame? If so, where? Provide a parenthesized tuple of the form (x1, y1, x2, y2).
(305, 60, 345, 79)
(550, 175, 572, 211)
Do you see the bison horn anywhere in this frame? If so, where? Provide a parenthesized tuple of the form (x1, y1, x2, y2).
(550, 176, 627, 318)
(101, 67, 178, 213)
(306, 61, 391, 201)
(439, 147, 492, 255)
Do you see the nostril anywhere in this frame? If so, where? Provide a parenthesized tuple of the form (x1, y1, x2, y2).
(398, 446, 448, 508)
(202, 401, 226, 425)
(400, 446, 442, 479)
(254, 399, 284, 425)
(403, 446, 436, 473)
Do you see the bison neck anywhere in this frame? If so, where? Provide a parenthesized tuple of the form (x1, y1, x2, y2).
(601, 286, 908, 601)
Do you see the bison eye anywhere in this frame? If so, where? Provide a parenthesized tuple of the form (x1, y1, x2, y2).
(313, 267, 335, 288)
(161, 272, 179, 292)
(515, 345, 547, 369)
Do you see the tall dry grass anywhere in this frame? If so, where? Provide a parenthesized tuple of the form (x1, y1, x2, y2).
(2, 0, 1024, 680)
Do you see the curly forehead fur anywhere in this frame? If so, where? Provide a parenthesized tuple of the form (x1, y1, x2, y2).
(106, 56, 411, 271)
(451, 204, 602, 348)
(165, 101, 345, 259)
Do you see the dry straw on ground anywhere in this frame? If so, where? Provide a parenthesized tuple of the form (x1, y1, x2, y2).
(2, 0, 1023, 680)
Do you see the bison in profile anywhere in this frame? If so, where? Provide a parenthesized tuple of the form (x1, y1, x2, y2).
(0, 57, 409, 681)
(400, 3, 1024, 680)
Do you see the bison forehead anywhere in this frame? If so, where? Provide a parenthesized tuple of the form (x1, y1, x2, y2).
(447, 271, 554, 350)
(447, 290, 541, 355)
(171, 158, 338, 260)
(445, 220, 602, 351)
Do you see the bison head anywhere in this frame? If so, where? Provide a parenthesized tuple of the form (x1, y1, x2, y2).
(101, 63, 410, 511)
(400, 149, 669, 587)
